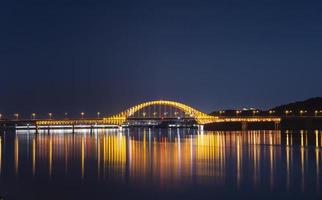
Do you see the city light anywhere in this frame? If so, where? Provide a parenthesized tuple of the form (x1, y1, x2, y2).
(285, 110, 292, 116)
(219, 110, 225, 115)
(14, 113, 19, 119)
(252, 110, 259, 116)
(269, 110, 275, 115)
(236, 110, 241, 116)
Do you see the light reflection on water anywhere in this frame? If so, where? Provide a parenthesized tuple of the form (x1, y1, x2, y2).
(0, 128, 321, 199)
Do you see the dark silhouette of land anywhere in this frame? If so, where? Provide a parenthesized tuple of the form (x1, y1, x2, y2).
(211, 97, 322, 116)
(271, 97, 322, 114)
(208, 97, 322, 130)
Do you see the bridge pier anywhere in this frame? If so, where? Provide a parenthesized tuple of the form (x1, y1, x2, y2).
(35, 125, 39, 134)
(241, 122, 248, 131)
(274, 122, 280, 130)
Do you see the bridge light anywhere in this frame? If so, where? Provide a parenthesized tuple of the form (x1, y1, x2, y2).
(31, 113, 36, 120)
(48, 113, 53, 119)
(81, 112, 85, 119)
(97, 112, 101, 118)
(64, 112, 68, 119)
(142, 112, 146, 117)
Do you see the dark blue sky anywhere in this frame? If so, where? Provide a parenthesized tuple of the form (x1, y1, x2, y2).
(1, 0, 322, 118)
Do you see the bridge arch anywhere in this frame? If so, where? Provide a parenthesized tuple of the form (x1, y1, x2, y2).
(103, 100, 218, 125)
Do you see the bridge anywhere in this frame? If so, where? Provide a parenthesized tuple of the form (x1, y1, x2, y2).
(34, 100, 280, 128)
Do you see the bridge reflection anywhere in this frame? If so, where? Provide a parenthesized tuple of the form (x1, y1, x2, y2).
(2, 129, 321, 190)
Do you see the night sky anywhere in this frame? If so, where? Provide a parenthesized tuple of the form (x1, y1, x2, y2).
(1, 0, 322, 118)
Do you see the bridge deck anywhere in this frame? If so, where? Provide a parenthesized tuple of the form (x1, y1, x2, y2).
(31, 116, 280, 126)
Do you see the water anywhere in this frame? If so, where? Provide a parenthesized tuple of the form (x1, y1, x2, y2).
(0, 128, 321, 199)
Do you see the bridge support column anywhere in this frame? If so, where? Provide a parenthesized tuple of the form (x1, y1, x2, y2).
(35, 125, 39, 134)
(274, 122, 280, 130)
(241, 122, 248, 131)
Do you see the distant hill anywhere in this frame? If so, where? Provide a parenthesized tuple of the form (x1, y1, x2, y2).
(210, 97, 322, 116)
(271, 97, 322, 112)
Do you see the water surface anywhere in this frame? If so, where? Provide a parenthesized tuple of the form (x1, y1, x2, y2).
(0, 128, 321, 199)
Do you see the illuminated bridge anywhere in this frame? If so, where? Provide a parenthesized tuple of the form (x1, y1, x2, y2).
(35, 100, 281, 128)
